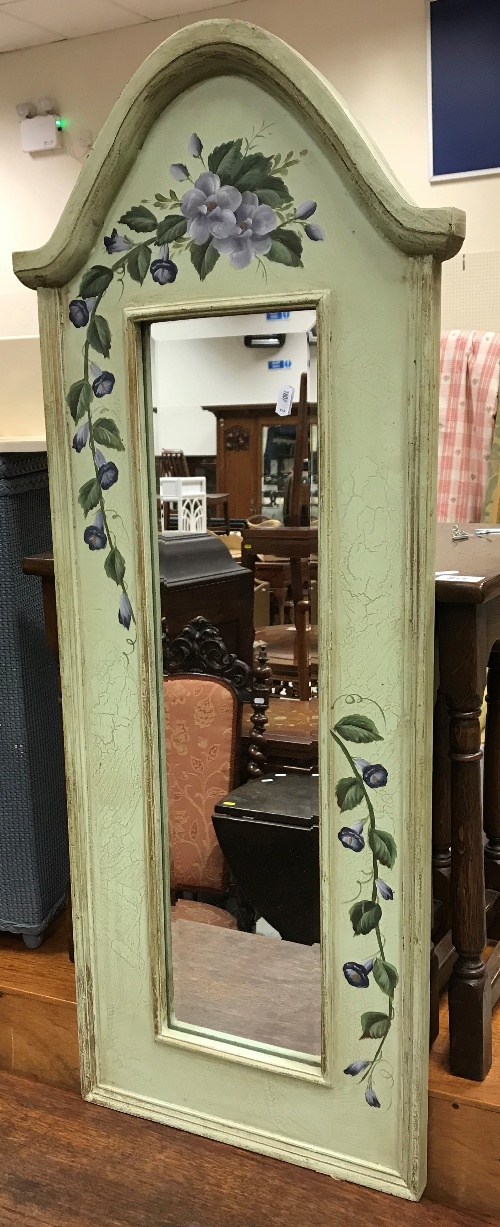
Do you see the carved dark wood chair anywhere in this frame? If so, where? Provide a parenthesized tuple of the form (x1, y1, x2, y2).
(161, 449, 230, 533)
(163, 616, 252, 930)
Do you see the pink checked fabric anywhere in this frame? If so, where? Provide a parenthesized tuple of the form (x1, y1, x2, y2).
(437, 331, 500, 522)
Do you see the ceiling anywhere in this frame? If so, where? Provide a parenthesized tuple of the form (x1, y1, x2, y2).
(0, 0, 242, 53)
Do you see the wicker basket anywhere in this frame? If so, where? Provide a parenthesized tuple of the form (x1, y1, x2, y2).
(0, 451, 69, 947)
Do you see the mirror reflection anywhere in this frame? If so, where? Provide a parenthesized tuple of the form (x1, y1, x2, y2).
(149, 309, 320, 1060)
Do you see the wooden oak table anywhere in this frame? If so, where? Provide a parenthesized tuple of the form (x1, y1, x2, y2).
(433, 524, 500, 1081)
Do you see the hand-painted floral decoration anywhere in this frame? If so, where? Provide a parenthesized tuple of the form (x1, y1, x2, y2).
(332, 708, 397, 1109)
(67, 127, 324, 643)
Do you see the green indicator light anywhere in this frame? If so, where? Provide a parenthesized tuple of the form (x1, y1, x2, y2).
(56, 117, 68, 130)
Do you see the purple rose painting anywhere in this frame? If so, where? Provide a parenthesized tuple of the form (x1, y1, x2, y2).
(67, 125, 326, 650)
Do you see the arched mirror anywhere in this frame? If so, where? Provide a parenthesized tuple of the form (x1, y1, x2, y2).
(13, 20, 464, 1199)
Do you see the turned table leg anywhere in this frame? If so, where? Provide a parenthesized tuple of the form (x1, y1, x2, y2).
(448, 700, 491, 1080)
(484, 643, 500, 894)
(432, 688, 451, 936)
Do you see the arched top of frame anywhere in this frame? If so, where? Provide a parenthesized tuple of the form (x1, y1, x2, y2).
(12, 19, 465, 289)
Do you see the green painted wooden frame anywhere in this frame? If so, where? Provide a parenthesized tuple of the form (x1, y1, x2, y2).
(13, 20, 465, 1201)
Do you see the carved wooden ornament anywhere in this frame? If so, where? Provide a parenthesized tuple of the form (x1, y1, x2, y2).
(13, 20, 464, 1199)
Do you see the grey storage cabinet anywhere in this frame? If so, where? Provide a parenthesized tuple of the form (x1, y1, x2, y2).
(0, 451, 68, 946)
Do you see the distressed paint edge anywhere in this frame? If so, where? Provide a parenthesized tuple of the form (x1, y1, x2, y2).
(89, 1082, 418, 1200)
(12, 20, 465, 291)
(36, 288, 98, 1096)
(398, 254, 439, 1199)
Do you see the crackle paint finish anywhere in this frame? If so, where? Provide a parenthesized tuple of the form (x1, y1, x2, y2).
(13, 21, 465, 1201)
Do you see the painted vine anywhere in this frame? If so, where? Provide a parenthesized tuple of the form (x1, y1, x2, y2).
(332, 708, 397, 1108)
(67, 126, 326, 640)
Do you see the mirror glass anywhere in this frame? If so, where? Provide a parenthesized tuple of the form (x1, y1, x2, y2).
(148, 308, 320, 1061)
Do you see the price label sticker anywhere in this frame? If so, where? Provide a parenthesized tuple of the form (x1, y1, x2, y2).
(275, 384, 294, 416)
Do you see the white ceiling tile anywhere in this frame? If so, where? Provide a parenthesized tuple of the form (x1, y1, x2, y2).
(114, 0, 239, 17)
(2, 0, 144, 38)
(0, 9, 63, 49)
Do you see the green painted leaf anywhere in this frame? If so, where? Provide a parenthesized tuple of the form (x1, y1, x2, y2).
(190, 240, 220, 282)
(155, 193, 169, 203)
(369, 828, 397, 870)
(373, 958, 399, 997)
(360, 1011, 390, 1040)
(93, 417, 125, 452)
(333, 714, 383, 744)
(207, 139, 243, 179)
(257, 176, 292, 208)
(78, 478, 101, 516)
(336, 776, 364, 811)
(118, 205, 158, 232)
(266, 229, 303, 268)
(156, 215, 187, 244)
(104, 546, 126, 585)
(127, 244, 151, 285)
(79, 265, 114, 298)
(233, 152, 273, 191)
(349, 900, 382, 936)
(88, 314, 111, 358)
(66, 379, 91, 423)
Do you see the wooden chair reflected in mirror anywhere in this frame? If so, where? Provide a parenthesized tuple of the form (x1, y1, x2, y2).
(242, 374, 317, 702)
(163, 616, 251, 930)
(161, 449, 230, 534)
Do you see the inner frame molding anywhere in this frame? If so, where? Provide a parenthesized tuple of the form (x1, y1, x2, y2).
(125, 292, 332, 1083)
(13, 20, 465, 1200)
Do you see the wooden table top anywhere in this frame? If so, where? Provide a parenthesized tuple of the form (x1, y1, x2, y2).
(171, 919, 321, 1056)
(435, 524, 500, 604)
(25, 524, 500, 607)
(242, 697, 318, 747)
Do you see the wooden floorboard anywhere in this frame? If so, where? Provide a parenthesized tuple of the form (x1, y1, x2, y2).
(2, 910, 500, 1219)
(0, 1070, 496, 1227)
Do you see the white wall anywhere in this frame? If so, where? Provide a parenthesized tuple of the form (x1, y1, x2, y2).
(152, 311, 314, 454)
(1, 0, 499, 438)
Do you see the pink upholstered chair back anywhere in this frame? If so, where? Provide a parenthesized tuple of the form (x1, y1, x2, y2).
(163, 674, 239, 893)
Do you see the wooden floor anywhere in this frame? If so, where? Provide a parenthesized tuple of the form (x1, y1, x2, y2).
(1, 911, 500, 1222)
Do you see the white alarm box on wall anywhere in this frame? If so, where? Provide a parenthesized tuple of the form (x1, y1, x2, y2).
(20, 114, 60, 154)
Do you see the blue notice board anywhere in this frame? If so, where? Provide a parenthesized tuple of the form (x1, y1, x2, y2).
(429, 0, 500, 179)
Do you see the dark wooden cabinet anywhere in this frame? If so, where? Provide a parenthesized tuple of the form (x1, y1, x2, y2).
(203, 403, 317, 521)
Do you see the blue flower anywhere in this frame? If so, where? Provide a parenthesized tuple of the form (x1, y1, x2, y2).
(98, 460, 118, 490)
(91, 363, 115, 398)
(72, 422, 89, 452)
(104, 228, 132, 254)
(343, 958, 374, 988)
(344, 1060, 370, 1076)
(338, 819, 364, 852)
(84, 512, 107, 551)
(304, 223, 325, 241)
(118, 591, 132, 629)
(188, 133, 203, 157)
(150, 249, 178, 285)
(69, 298, 91, 327)
(355, 759, 388, 789)
(365, 1086, 381, 1108)
(170, 162, 189, 181)
(295, 201, 317, 219)
(376, 879, 394, 901)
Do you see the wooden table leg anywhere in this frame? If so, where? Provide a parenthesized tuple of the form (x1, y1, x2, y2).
(437, 598, 492, 1081)
(432, 688, 451, 936)
(484, 642, 500, 894)
(447, 698, 491, 1079)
